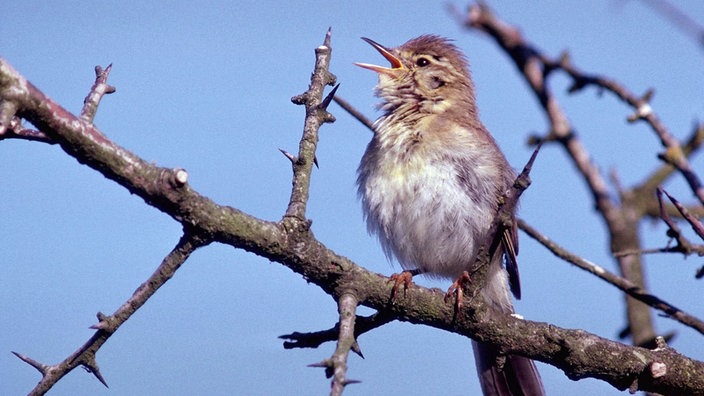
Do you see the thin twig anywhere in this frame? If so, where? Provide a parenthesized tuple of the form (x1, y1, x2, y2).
(662, 188, 704, 241)
(330, 293, 361, 396)
(639, 0, 704, 49)
(518, 218, 704, 335)
(285, 28, 337, 221)
(536, 30, 704, 205)
(0, 116, 53, 143)
(280, 311, 393, 353)
(656, 187, 694, 254)
(333, 95, 374, 131)
(18, 231, 207, 395)
(80, 64, 116, 123)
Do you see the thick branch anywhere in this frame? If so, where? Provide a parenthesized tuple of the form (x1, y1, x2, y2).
(3, 29, 704, 394)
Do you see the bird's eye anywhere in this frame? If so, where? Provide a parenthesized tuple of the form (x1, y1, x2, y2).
(415, 57, 430, 67)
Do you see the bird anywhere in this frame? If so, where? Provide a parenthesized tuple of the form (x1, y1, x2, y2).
(355, 35, 544, 396)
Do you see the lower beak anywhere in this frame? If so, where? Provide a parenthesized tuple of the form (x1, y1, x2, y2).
(355, 37, 404, 76)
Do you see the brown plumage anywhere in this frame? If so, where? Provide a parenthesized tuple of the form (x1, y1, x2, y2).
(356, 35, 544, 396)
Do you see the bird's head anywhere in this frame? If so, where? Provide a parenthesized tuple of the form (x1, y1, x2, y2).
(355, 35, 476, 117)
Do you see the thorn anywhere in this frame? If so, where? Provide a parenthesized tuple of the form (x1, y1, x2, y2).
(308, 359, 334, 378)
(351, 340, 364, 359)
(662, 188, 704, 239)
(12, 351, 47, 374)
(522, 139, 543, 175)
(343, 379, 362, 386)
(83, 363, 109, 388)
(307, 361, 329, 368)
(324, 26, 332, 48)
(318, 83, 340, 110)
(82, 355, 109, 388)
(317, 28, 333, 55)
(696, 264, 704, 279)
(642, 88, 655, 103)
(278, 148, 296, 163)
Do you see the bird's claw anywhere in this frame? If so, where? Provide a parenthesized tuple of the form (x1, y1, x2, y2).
(444, 271, 472, 310)
(388, 270, 415, 300)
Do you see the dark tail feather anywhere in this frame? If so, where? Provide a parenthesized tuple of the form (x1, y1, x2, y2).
(473, 340, 545, 396)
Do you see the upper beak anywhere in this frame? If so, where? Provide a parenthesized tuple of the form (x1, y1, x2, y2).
(355, 37, 404, 76)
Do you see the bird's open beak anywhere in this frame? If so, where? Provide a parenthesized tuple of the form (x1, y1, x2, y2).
(355, 37, 404, 76)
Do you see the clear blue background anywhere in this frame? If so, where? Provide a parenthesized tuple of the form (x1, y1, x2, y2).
(2, 1, 702, 395)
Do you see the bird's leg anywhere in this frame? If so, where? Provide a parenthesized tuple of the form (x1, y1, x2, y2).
(444, 271, 472, 310)
(388, 269, 422, 300)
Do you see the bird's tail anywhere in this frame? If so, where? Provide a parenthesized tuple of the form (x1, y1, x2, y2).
(472, 340, 545, 396)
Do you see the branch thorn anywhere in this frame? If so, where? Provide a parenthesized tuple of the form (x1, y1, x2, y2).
(278, 148, 296, 163)
(318, 83, 340, 111)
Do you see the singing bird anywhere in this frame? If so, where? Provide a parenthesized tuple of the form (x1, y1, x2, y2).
(356, 35, 544, 396)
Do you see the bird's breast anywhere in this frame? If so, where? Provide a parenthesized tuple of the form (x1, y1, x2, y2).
(358, 123, 496, 278)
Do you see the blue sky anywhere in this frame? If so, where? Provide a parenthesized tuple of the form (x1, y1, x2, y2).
(1, 1, 703, 395)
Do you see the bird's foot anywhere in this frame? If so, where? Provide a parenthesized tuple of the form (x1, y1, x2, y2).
(444, 271, 472, 310)
(388, 269, 419, 300)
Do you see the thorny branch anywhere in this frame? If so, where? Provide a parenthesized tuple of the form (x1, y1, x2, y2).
(3, 16, 704, 396)
(309, 293, 362, 396)
(661, 189, 704, 242)
(13, 232, 206, 395)
(0, 29, 336, 395)
(281, 311, 392, 352)
(636, 124, 704, 219)
(454, 1, 701, 354)
(518, 219, 704, 336)
(543, 51, 704, 206)
(286, 28, 337, 222)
